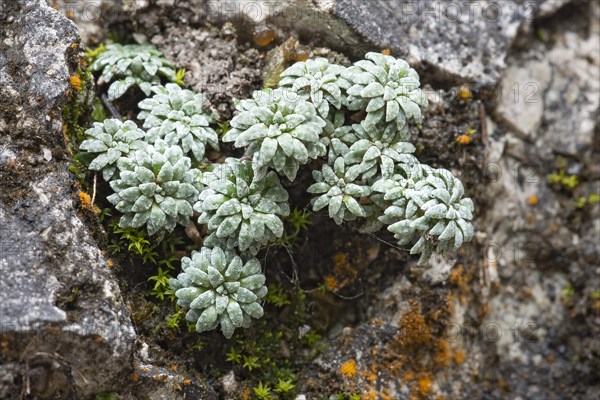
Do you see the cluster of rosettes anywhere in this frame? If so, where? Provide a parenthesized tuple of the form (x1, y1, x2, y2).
(274, 53, 473, 263)
(107, 140, 202, 235)
(193, 158, 290, 254)
(90, 44, 180, 100)
(138, 84, 218, 161)
(80, 47, 476, 339)
(170, 247, 267, 338)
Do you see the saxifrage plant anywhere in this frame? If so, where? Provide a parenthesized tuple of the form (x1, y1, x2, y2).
(80, 45, 475, 339)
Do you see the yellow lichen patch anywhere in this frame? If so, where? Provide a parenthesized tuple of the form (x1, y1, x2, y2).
(453, 348, 465, 365)
(381, 49, 392, 55)
(70, 74, 83, 92)
(172, 381, 182, 391)
(78, 190, 99, 213)
(170, 364, 178, 372)
(182, 379, 191, 385)
(417, 375, 433, 397)
(106, 258, 114, 268)
(131, 370, 139, 382)
(396, 305, 433, 350)
(455, 135, 471, 145)
(433, 339, 452, 367)
(527, 195, 539, 206)
(362, 391, 378, 400)
(241, 387, 252, 400)
(458, 84, 472, 100)
(324, 275, 338, 291)
(79, 190, 91, 205)
(340, 359, 357, 378)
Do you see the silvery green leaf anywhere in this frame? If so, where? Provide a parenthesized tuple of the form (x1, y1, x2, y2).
(89, 153, 109, 170)
(425, 204, 448, 219)
(196, 306, 218, 332)
(217, 214, 242, 237)
(227, 301, 244, 327)
(344, 196, 365, 217)
(241, 302, 263, 319)
(313, 194, 329, 211)
(176, 287, 202, 303)
(190, 290, 215, 309)
(107, 78, 136, 100)
(438, 220, 457, 241)
(217, 199, 242, 216)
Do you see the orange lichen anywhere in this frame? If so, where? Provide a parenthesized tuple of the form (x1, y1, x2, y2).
(70, 74, 83, 92)
(333, 252, 358, 280)
(78, 190, 99, 213)
(241, 388, 252, 400)
(183, 379, 191, 385)
(340, 359, 357, 378)
(396, 305, 433, 350)
(106, 258, 114, 268)
(170, 364, 178, 372)
(66, 10, 75, 19)
(527, 195, 539, 206)
(433, 339, 452, 367)
(381, 49, 392, 55)
(458, 84, 472, 100)
(131, 370, 139, 382)
(455, 135, 471, 145)
(79, 190, 91, 205)
(417, 375, 433, 397)
(324, 275, 338, 291)
(362, 391, 378, 400)
(253, 25, 276, 46)
(172, 382, 182, 391)
(365, 372, 377, 383)
(453, 348, 465, 365)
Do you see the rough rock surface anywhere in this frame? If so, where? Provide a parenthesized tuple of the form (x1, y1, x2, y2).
(133, 0, 574, 86)
(0, 1, 137, 398)
(2, 0, 599, 399)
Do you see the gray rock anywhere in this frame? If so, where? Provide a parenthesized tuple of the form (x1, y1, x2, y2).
(53, 0, 129, 45)
(133, 0, 574, 86)
(0, 1, 136, 398)
(496, 2, 600, 156)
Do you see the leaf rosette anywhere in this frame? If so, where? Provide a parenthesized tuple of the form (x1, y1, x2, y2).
(80, 118, 147, 181)
(193, 158, 290, 254)
(107, 140, 202, 235)
(138, 84, 218, 161)
(170, 246, 267, 338)
(223, 88, 326, 181)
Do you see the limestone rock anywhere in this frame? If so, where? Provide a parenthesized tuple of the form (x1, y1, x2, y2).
(0, 1, 136, 397)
